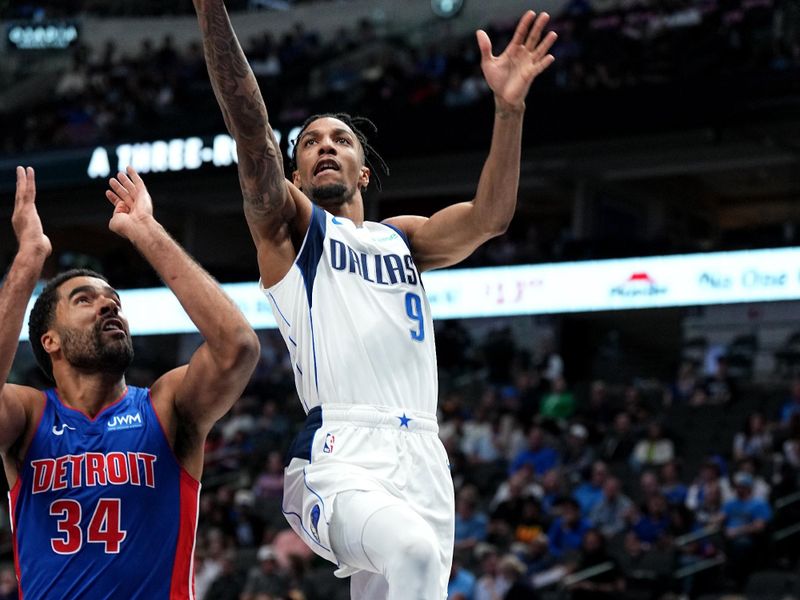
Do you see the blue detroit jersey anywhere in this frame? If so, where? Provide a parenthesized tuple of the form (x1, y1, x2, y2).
(9, 386, 200, 599)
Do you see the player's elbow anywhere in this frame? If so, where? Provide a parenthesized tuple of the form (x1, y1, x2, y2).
(482, 217, 510, 239)
(220, 327, 261, 374)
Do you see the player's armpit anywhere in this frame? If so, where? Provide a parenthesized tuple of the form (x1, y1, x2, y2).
(151, 342, 254, 478)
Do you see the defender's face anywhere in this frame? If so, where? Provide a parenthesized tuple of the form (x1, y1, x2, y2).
(48, 276, 133, 374)
(292, 117, 370, 202)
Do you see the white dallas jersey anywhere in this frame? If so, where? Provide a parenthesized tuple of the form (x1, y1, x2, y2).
(262, 205, 438, 414)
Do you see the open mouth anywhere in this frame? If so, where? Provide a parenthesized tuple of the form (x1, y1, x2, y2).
(313, 159, 340, 176)
(101, 318, 125, 334)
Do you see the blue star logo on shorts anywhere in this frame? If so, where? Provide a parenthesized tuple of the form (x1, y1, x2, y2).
(310, 504, 321, 542)
(398, 413, 412, 428)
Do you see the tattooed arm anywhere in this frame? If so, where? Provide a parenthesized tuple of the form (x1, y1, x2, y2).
(192, 0, 311, 286)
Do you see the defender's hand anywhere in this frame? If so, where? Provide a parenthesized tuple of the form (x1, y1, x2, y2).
(12, 166, 51, 257)
(477, 11, 557, 112)
(105, 167, 155, 239)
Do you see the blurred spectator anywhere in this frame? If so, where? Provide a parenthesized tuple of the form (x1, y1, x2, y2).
(588, 476, 634, 538)
(660, 460, 688, 506)
(573, 461, 609, 516)
(454, 486, 489, 553)
(204, 549, 244, 600)
(509, 426, 560, 477)
(497, 554, 537, 600)
(539, 468, 567, 517)
(599, 412, 636, 464)
(447, 557, 476, 600)
(547, 498, 591, 560)
(241, 545, 289, 600)
(686, 460, 734, 512)
(221, 400, 256, 441)
(693, 480, 726, 530)
(577, 380, 615, 437)
(231, 489, 266, 547)
(735, 457, 771, 502)
(490, 467, 542, 513)
(664, 361, 700, 406)
(693, 356, 736, 406)
(630, 421, 674, 472)
(536, 334, 564, 384)
(733, 411, 773, 461)
(195, 533, 227, 600)
(540, 376, 576, 422)
(779, 414, 800, 470)
(567, 529, 625, 600)
(474, 545, 508, 600)
(509, 496, 548, 547)
(631, 494, 672, 547)
(722, 472, 773, 586)
(252, 450, 285, 499)
(0, 565, 17, 600)
(461, 409, 505, 467)
(780, 378, 800, 426)
(562, 424, 596, 485)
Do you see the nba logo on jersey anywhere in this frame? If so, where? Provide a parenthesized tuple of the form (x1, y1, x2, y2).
(107, 411, 144, 431)
(323, 433, 335, 454)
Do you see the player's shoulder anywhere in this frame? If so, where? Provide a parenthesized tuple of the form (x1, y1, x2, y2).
(0, 383, 46, 457)
(3, 383, 46, 413)
(149, 366, 187, 406)
(381, 215, 427, 236)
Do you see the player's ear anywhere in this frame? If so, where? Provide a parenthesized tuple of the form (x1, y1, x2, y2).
(359, 166, 371, 192)
(41, 330, 60, 355)
(292, 170, 302, 189)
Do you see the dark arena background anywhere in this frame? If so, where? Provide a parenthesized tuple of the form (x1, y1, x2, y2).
(1, 0, 800, 598)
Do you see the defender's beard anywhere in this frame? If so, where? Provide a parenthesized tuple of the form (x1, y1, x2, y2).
(60, 323, 134, 376)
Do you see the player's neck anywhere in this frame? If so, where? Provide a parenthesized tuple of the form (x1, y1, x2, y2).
(53, 369, 127, 418)
(324, 193, 365, 226)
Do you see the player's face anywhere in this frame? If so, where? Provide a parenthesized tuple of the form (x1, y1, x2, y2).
(51, 276, 133, 375)
(292, 117, 370, 209)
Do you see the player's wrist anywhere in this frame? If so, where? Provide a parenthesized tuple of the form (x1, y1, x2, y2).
(119, 215, 164, 244)
(494, 97, 525, 119)
(15, 241, 50, 264)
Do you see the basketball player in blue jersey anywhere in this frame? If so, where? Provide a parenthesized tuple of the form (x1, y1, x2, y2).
(0, 166, 260, 599)
(192, 2, 556, 598)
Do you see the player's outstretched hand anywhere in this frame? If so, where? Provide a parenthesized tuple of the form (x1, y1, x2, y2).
(477, 10, 557, 111)
(12, 166, 51, 258)
(105, 166, 155, 239)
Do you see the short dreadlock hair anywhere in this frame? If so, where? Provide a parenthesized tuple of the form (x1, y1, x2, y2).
(289, 113, 390, 191)
(28, 268, 108, 382)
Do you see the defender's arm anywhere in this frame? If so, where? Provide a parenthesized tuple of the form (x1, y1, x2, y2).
(0, 167, 51, 452)
(106, 168, 259, 477)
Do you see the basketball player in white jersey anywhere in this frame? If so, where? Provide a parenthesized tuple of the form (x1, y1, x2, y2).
(191, 2, 556, 598)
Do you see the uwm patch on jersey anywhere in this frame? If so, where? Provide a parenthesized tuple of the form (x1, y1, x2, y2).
(106, 411, 144, 431)
(9, 386, 200, 600)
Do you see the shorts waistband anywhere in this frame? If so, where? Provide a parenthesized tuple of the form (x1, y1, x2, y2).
(318, 404, 439, 434)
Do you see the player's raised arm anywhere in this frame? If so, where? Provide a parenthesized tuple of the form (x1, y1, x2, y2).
(0, 167, 51, 451)
(104, 168, 259, 448)
(192, 0, 307, 286)
(384, 11, 557, 272)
